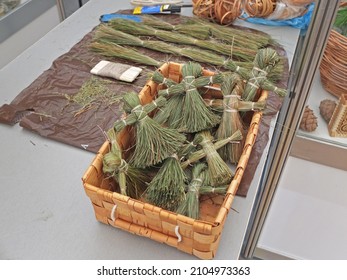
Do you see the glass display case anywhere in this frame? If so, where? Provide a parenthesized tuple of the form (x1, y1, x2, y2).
(243, 0, 347, 259)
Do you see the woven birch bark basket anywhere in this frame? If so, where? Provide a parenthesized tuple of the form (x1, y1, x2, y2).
(319, 2, 347, 98)
(82, 62, 267, 259)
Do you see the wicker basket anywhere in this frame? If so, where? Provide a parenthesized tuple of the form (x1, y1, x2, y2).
(82, 62, 267, 259)
(319, 2, 347, 98)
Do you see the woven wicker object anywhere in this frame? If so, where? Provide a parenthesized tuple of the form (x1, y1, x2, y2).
(319, 2, 347, 98)
(82, 62, 267, 259)
(328, 94, 347, 137)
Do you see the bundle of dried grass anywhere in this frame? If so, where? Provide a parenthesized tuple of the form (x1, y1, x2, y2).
(92, 34, 285, 90)
(181, 129, 243, 169)
(114, 92, 186, 168)
(204, 98, 267, 113)
(180, 162, 228, 219)
(242, 48, 282, 101)
(145, 154, 187, 211)
(144, 135, 203, 211)
(90, 41, 160, 67)
(102, 129, 150, 198)
(176, 163, 208, 219)
(196, 130, 233, 186)
(105, 20, 256, 61)
(154, 62, 221, 133)
(187, 17, 272, 50)
(216, 73, 246, 163)
(141, 15, 210, 40)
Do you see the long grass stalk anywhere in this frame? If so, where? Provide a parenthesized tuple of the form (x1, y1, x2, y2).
(113, 92, 186, 168)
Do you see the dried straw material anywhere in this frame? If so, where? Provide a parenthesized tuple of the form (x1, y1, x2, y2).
(155, 62, 221, 133)
(90, 41, 160, 67)
(102, 129, 150, 199)
(181, 129, 243, 169)
(144, 133, 205, 211)
(114, 92, 186, 168)
(65, 76, 121, 116)
(82, 62, 267, 259)
(145, 155, 187, 211)
(177, 163, 208, 219)
(105, 19, 256, 61)
(198, 130, 233, 186)
(93, 26, 247, 68)
(92, 26, 284, 85)
(141, 15, 210, 40)
(216, 73, 246, 163)
(242, 48, 281, 101)
(187, 17, 271, 51)
(204, 98, 266, 112)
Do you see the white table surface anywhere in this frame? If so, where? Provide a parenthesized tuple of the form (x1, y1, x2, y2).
(0, 0, 300, 260)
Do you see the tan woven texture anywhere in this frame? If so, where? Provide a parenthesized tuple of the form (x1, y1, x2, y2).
(82, 62, 267, 259)
(320, 2, 347, 98)
(328, 93, 347, 137)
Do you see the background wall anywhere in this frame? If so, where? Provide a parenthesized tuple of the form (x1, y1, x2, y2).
(0, 0, 90, 69)
(0, 3, 60, 69)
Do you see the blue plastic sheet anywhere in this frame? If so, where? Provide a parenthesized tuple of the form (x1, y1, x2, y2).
(243, 3, 315, 30)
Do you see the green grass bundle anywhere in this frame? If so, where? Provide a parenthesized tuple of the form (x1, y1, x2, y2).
(242, 48, 282, 101)
(92, 30, 285, 87)
(145, 154, 187, 211)
(176, 163, 207, 219)
(107, 19, 256, 62)
(145, 134, 203, 211)
(141, 15, 210, 40)
(90, 41, 160, 67)
(94, 26, 181, 57)
(204, 98, 266, 113)
(93, 27, 226, 66)
(113, 92, 186, 168)
(102, 129, 150, 199)
(154, 62, 221, 133)
(186, 17, 272, 51)
(181, 130, 243, 169)
(177, 162, 229, 219)
(216, 73, 246, 164)
(198, 130, 233, 186)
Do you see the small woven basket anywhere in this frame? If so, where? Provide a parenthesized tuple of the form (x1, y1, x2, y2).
(319, 2, 347, 98)
(82, 62, 267, 259)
